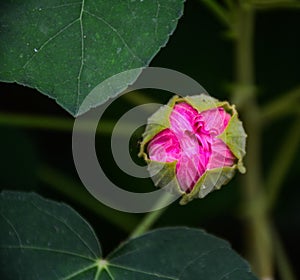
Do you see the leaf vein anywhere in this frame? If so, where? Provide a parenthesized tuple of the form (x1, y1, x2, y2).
(84, 10, 145, 64)
(0, 245, 95, 261)
(108, 244, 151, 261)
(30, 201, 98, 259)
(43, 2, 82, 10)
(218, 267, 245, 280)
(0, 212, 22, 247)
(62, 262, 98, 280)
(104, 267, 115, 280)
(22, 18, 79, 69)
(76, 0, 86, 112)
(108, 263, 178, 280)
(154, 0, 161, 40)
(178, 246, 229, 278)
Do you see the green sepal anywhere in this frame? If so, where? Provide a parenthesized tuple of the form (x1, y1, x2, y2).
(147, 160, 184, 196)
(138, 95, 183, 195)
(186, 93, 247, 174)
(180, 166, 237, 204)
(218, 107, 247, 173)
(139, 95, 179, 160)
(184, 94, 229, 112)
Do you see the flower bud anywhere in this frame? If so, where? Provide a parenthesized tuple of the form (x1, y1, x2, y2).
(139, 94, 247, 204)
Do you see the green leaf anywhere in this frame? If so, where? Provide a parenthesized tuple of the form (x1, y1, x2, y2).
(0, 191, 258, 279)
(0, 191, 101, 280)
(0, 0, 184, 115)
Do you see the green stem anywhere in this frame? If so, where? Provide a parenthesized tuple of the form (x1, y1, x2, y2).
(272, 229, 297, 280)
(199, 0, 231, 27)
(233, 4, 274, 279)
(0, 112, 135, 135)
(129, 193, 172, 239)
(261, 86, 300, 124)
(266, 119, 300, 210)
(224, 0, 234, 10)
(129, 208, 165, 239)
(39, 165, 139, 233)
(251, 0, 300, 10)
(0, 113, 73, 131)
(123, 91, 155, 108)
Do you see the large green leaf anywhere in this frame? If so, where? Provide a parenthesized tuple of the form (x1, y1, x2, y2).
(0, 0, 184, 115)
(0, 191, 258, 279)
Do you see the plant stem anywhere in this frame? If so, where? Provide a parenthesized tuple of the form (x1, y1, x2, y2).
(0, 112, 134, 135)
(261, 86, 300, 124)
(224, 0, 234, 10)
(129, 192, 172, 239)
(129, 208, 165, 239)
(0, 113, 73, 131)
(266, 119, 300, 210)
(272, 229, 297, 280)
(200, 0, 231, 27)
(250, 0, 300, 10)
(233, 4, 274, 279)
(123, 91, 155, 108)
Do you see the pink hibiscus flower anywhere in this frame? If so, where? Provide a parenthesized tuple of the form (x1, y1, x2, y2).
(147, 102, 236, 192)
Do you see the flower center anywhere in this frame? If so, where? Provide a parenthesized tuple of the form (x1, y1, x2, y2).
(192, 116, 213, 167)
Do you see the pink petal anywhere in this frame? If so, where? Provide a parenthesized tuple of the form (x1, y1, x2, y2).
(176, 131, 205, 192)
(169, 102, 198, 136)
(194, 125, 213, 162)
(148, 102, 236, 193)
(207, 138, 235, 169)
(197, 107, 231, 136)
(148, 129, 181, 162)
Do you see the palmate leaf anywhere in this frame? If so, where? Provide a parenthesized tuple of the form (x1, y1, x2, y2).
(0, 0, 184, 115)
(0, 191, 258, 280)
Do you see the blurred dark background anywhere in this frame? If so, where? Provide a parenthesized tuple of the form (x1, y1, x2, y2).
(1, 0, 299, 277)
